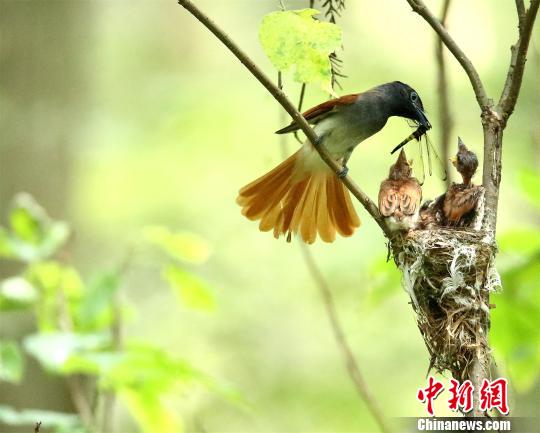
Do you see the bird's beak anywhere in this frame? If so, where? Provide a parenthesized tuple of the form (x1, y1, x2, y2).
(450, 156, 457, 167)
(415, 105, 431, 130)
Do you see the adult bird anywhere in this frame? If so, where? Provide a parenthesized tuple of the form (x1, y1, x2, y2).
(237, 81, 431, 243)
(378, 149, 422, 232)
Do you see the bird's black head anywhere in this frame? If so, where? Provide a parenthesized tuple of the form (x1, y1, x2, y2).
(452, 137, 478, 183)
(383, 81, 431, 130)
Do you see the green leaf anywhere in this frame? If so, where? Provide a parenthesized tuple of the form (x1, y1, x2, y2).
(4, 193, 69, 262)
(63, 342, 222, 393)
(27, 262, 84, 331)
(0, 276, 38, 311)
(163, 265, 215, 311)
(100, 343, 200, 392)
(62, 351, 123, 376)
(97, 344, 202, 433)
(519, 170, 540, 210)
(0, 405, 82, 431)
(23, 332, 110, 372)
(259, 9, 342, 91)
(9, 194, 45, 244)
(120, 389, 183, 433)
(0, 340, 24, 383)
(143, 226, 211, 264)
(76, 272, 120, 331)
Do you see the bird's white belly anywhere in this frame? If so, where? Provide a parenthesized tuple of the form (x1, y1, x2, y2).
(385, 214, 419, 232)
(297, 114, 380, 173)
(314, 117, 365, 157)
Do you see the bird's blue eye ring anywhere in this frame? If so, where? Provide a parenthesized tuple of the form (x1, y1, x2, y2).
(410, 92, 418, 102)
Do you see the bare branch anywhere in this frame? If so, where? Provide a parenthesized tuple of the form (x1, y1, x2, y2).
(299, 245, 391, 433)
(405, 0, 490, 111)
(66, 376, 93, 427)
(498, 0, 540, 118)
(515, 0, 526, 28)
(435, 0, 454, 187)
(178, 0, 392, 238)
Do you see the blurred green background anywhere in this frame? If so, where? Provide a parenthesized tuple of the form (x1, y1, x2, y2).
(1, 0, 539, 432)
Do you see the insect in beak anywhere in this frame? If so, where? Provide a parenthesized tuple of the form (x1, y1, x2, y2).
(390, 124, 430, 154)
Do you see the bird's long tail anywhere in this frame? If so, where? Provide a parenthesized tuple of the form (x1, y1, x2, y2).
(236, 149, 360, 243)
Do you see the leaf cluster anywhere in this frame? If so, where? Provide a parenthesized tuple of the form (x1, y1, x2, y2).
(0, 194, 235, 433)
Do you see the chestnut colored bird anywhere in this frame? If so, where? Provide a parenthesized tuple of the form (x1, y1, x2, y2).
(378, 149, 422, 232)
(451, 137, 478, 186)
(237, 81, 430, 243)
(443, 138, 483, 226)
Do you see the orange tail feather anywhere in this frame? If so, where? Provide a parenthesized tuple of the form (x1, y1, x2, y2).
(237, 150, 361, 243)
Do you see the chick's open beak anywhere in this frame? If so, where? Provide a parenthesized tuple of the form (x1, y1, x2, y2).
(450, 156, 457, 167)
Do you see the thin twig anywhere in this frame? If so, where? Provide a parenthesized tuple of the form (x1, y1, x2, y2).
(498, 0, 540, 119)
(299, 246, 391, 433)
(66, 376, 93, 428)
(293, 83, 307, 143)
(177, 0, 391, 238)
(405, 0, 490, 111)
(435, 0, 454, 187)
(297, 83, 307, 112)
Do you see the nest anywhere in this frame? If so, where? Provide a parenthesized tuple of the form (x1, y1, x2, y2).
(392, 228, 501, 379)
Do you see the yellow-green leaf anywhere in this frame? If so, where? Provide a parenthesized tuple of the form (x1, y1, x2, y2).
(163, 265, 215, 312)
(259, 9, 342, 91)
(143, 226, 211, 264)
(0, 341, 24, 383)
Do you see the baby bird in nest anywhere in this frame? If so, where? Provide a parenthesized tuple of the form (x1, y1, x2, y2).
(443, 137, 483, 226)
(418, 138, 483, 229)
(378, 149, 422, 232)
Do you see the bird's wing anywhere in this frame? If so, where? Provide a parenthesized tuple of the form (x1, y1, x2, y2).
(398, 179, 422, 216)
(443, 185, 482, 222)
(378, 180, 399, 217)
(275, 93, 359, 134)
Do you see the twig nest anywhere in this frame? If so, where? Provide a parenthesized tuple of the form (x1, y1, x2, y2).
(392, 228, 500, 379)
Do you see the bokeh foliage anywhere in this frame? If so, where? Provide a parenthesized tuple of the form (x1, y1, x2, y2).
(0, 194, 230, 432)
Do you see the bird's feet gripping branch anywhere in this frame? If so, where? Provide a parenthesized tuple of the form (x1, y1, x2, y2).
(237, 81, 431, 244)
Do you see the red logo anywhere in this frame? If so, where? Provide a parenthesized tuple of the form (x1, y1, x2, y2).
(416, 377, 445, 416)
(479, 378, 509, 415)
(448, 379, 474, 413)
(417, 377, 509, 416)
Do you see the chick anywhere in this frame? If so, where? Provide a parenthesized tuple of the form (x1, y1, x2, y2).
(443, 138, 483, 226)
(378, 149, 422, 232)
